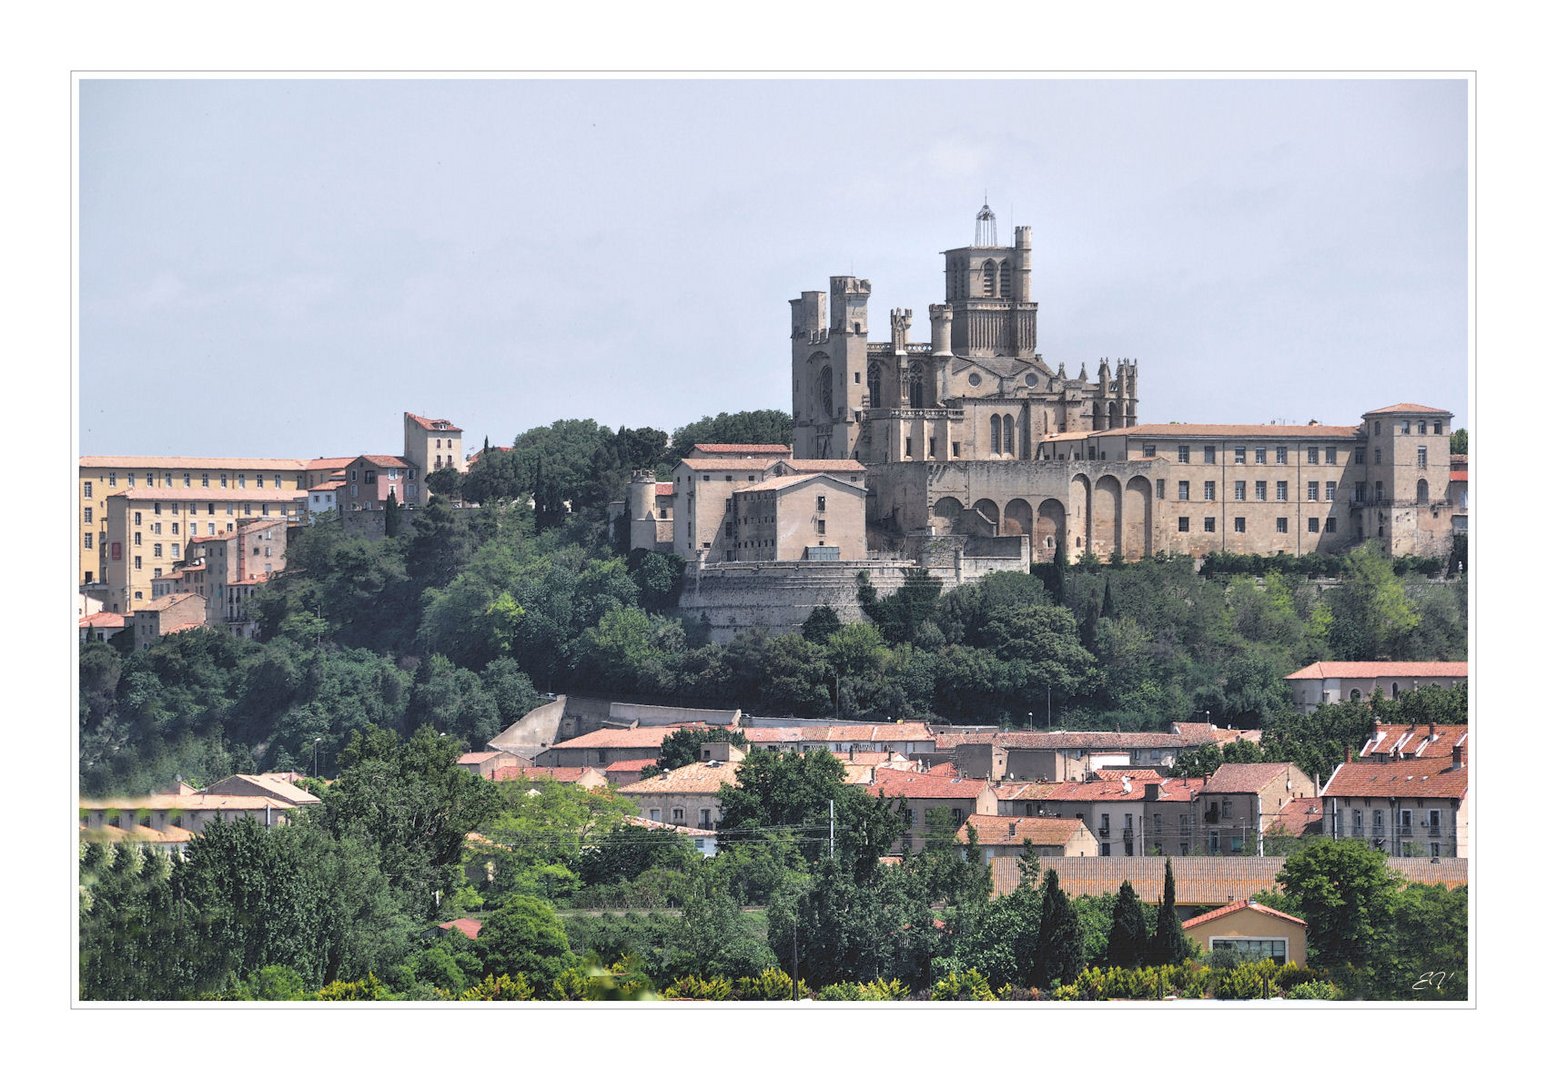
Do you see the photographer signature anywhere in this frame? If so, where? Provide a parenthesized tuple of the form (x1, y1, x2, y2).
(1411, 971, 1450, 991)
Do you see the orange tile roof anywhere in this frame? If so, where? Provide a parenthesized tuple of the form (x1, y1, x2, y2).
(1201, 763, 1303, 795)
(80, 793, 289, 812)
(956, 730, 1200, 750)
(355, 454, 414, 469)
(1449, 470, 1467, 483)
(1093, 768, 1165, 782)
(1264, 797, 1324, 838)
(1363, 403, 1452, 416)
(1181, 899, 1306, 929)
(305, 457, 356, 470)
(617, 760, 741, 796)
(741, 723, 935, 745)
(81, 455, 310, 470)
(1285, 661, 1469, 680)
(406, 412, 463, 432)
(80, 612, 127, 628)
(778, 459, 867, 472)
(675, 456, 783, 473)
(1361, 724, 1469, 761)
(437, 918, 482, 939)
(867, 768, 991, 800)
(957, 814, 1091, 846)
(688, 443, 794, 455)
(490, 766, 601, 784)
(1321, 761, 1468, 799)
(605, 757, 660, 773)
(997, 776, 1205, 804)
(655, 482, 675, 496)
(136, 593, 204, 613)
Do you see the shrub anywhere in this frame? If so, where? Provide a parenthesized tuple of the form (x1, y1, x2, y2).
(458, 973, 537, 1000)
(732, 967, 810, 1001)
(316, 973, 393, 1001)
(662, 974, 733, 1001)
(1285, 979, 1345, 1000)
(931, 969, 997, 1001)
(816, 978, 908, 1002)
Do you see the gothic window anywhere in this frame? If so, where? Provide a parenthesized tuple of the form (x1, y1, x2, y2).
(1002, 414, 1015, 457)
(868, 362, 882, 407)
(1108, 401, 1118, 427)
(990, 414, 1002, 454)
(909, 375, 925, 408)
(820, 365, 834, 418)
(982, 260, 997, 297)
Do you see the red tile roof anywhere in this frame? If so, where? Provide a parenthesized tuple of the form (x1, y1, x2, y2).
(867, 768, 991, 801)
(1264, 798, 1324, 838)
(956, 730, 1200, 751)
(1285, 661, 1468, 681)
(990, 855, 1466, 901)
(688, 443, 794, 455)
(1181, 899, 1306, 929)
(996, 776, 1205, 804)
(741, 723, 935, 745)
(1449, 470, 1467, 483)
(81, 455, 310, 470)
(437, 918, 482, 940)
(778, 459, 868, 473)
(1109, 424, 1361, 439)
(957, 814, 1091, 846)
(1363, 403, 1452, 416)
(406, 412, 463, 432)
(489, 766, 600, 784)
(1321, 761, 1468, 800)
(1362, 723, 1469, 761)
(927, 762, 960, 777)
(355, 454, 414, 469)
(306, 457, 356, 470)
(1093, 768, 1165, 782)
(80, 612, 127, 628)
(655, 482, 675, 496)
(604, 757, 659, 773)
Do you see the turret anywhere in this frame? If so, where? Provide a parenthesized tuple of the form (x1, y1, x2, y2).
(929, 304, 953, 356)
(790, 290, 827, 341)
(831, 276, 871, 336)
(890, 308, 912, 354)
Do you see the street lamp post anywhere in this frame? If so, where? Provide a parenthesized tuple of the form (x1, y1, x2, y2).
(313, 737, 320, 777)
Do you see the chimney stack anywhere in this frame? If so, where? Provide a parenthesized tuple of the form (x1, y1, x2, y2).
(1009, 821, 1017, 838)
(1429, 720, 1437, 741)
(1345, 747, 1353, 765)
(1452, 743, 1464, 768)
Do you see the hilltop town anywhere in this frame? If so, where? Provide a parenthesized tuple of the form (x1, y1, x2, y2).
(79, 208, 1468, 1002)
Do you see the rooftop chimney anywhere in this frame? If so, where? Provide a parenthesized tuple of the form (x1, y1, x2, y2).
(1345, 747, 1353, 765)
(1429, 720, 1437, 741)
(1009, 821, 1017, 838)
(1452, 743, 1464, 768)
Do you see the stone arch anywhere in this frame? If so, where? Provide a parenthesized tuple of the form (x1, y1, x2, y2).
(1069, 474, 1093, 553)
(1003, 498, 1033, 536)
(1416, 478, 1430, 504)
(1107, 401, 1118, 428)
(1123, 475, 1153, 559)
(1034, 499, 1066, 561)
(972, 498, 1000, 530)
(867, 361, 882, 408)
(931, 496, 963, 533)
(909, 373, 925, 408)
(982, 259, 997, 297)
(1092, 475, 1123, 559)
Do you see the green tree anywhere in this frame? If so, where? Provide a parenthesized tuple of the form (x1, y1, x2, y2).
(1448, 428, 1467, 456)
(801, 605, 843, 644)
(476, 894, 575, 994)
(649, 726, 750, 772)
(1276, 839, 1401, 969)
(425, 466, 463, 500)
(1105, 880, 1148, 968)
(383, 490, 402, 538)
(666, 410, 793, 468)
(1149, 858, 1188, 965)
(1030, 869, 1082, 989)
(1328, 543, 1421, 660)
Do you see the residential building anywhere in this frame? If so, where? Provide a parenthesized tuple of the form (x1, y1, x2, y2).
(1284, 661, 1469, 712)
(955, 814, 1100, 859)
(615, 760, 742, 831)
(1360, 722, 1469, 764)
(79, 610, 128, 645)
(623, 815, 719, 857)
(1198, 763, 1316, 856)
(456, 750, 534, 779)
(953, 723, 1256, 783)
(339, 454, 420, 510)
(403, 412, 465, 475)
(741, 722, 936, 757)
(866, 768, 999, 852)
(1322, 745, 1469, 858)
(194, 518, 289, 637)
(488, 765, 608, 790)
(535, 725, 705, 768)
(200, 773, 322, 808)
(80, 792, 295, 843)
(1181, 900, 1309, 966)
(131, 592, 207, 648)
(994, 774, 1207, 857)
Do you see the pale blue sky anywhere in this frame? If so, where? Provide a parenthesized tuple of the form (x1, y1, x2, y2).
(78, 77, 1468, 457)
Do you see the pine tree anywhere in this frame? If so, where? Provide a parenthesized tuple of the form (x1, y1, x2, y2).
(1030, 869, 1083, 989)
(1150, 858, 1188, 965)
(1105, 880, 1147, 968)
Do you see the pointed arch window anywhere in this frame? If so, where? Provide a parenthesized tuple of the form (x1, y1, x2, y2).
(867, 362, 882, 407)
(1002, 414, 1015, 457)
(909, 374, 925, 408)
(982, 260, 997, 297)
(990, 414, 1002, 454)
(820, 365, 834, 418)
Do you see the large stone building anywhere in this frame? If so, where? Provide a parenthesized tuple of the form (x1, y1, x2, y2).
(791, 204, 1463, 564)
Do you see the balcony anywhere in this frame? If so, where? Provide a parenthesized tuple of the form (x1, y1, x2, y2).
(1428, 825, 1443, 837)
(1399, 825, 1413, 837)
(1204, 809, 1221, 824)
(1097, 826, 1110, 838)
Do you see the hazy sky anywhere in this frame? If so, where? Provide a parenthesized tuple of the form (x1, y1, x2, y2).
(78, 77, 1468, 458)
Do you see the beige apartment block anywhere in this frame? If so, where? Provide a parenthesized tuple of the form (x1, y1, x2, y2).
(1198, 763, 1317, 856)
(404, 412, 465, 475)
(1322, 746, 1469, 858)
(131, 592, 207, 648)
(616, 760, 741, 830)
(992, 774, 1207, 857)
(80, 457, 311, 600)
(866, 768, 999, 852)
(730, 472, 866, 562)
(956, 814, 1101, 859)
(671, 445, 794, 561)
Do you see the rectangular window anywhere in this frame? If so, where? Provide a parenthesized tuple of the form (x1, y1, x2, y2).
(202, 473, 210, 487)
(1276, 481, 1288, 501)
(1374, 448, 1382, 464)
(1235, 446, 1246, 464)
(1275, 445, 1287, 464)
(904, 437, 913, 457)
(134, 531, 142, 545)
(190, 523, 198, 536)
(1327, 447, 1338, 464)
(153, 543, 162, 557)
(1203, 445, 1216, 464)
(1255, 481, 1267, 501)
(1204, 517, 1216, 533)
(1325, 517, 1337, 533)
(1354, 447, 1365, 465)
(134, 511, 142, 526)
(1375, 481, 1384, 501)
(134, 556, 142, 570)
(1255, 447, 1267, 464)
(1203, 480, 1215, 501)
(84, 507, 93, 524)
(1234, 480, 1246, 501)
(1306, 446, 1319, 464)
(151, 522, 161, 535)
(84, 533, 93, 549)
(1401, 420, 1411, 435)
(171, 543, 180, 558)
(1308, 517, 1320, 533)
(1275, 518, 1288, 534)
(1326, 481, 1337, 502)
(109, 472, 117, 487)
(1354, 481, 1367, 503)
(1142, 444, 1156, 458)
(128, 474, 136, 487)
(1307, 481, 1319, 501)
(184, 473, 191, 487)
(1155, 479, 1165, 500)
(1177, 444, 1190, 463)
(84, 481, 93, 498)
(1417, 446, 1428, 468)
(816, 519, 826, 535)
(1177, 481, 1190, 501)
(1177, 517, 1190, 533)
(816, 495, 827, 512)
(221, 474, 229, 487)
(1233, 517, 1246, 533)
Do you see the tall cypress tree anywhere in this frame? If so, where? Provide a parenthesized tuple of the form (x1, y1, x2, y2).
(1150, 858, 1187, 965)
(1105, 880, 1147, 968)
(1031, 869, 1083, 989)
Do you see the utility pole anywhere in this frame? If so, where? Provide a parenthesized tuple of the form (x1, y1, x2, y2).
(829, 799, 836, 860)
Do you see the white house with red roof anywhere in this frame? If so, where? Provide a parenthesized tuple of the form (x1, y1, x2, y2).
(1284, 660, 1468, 712)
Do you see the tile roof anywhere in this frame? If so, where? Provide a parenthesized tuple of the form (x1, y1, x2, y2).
(406, 412, 463, 432)
(1321, 761, 1469, 800)
(1449, 470, 1467, 483)
(617, 760, 741, 796)
(736, 474, 827, 494)
(1285, 661, 1469, 680)
(605, 757, 660, 772)
(867, 768, 991, 800)
(955, 730, 1198, 751)
(1201, 763, 1301, 795)
(489, 766, 602, 784)
(1264, 797, 1324, 838)
(956, 814, 1091, 846)
(79, 612, 128, 628)
(622, 815, 716, 837)
(305, 457, 356, 470)
(80, 793, 290, 812)
(688, 443, 794, 455)
(81, 455, 310, 470)
(1170, 722, 1259, 746)
(777, 459, 868, 473)
(995, 776, 1206, 804)
(136, 593, 204, 613)
(1093, 768, 1165, 782)
(1107, 424, 1361, 439)
(675, 456, 783, 473)
(741, 723, 935, 745)
(547, 725, 704, 751)
(1363, 403, 1452, 416)
(437, 918, 482, 939)
(1361, 724, 1469, 761)
(989, 855, 1468, 901)
(655, 482, 675, 496)
(213, 773, 321, 805)
(355, 454, 414, 469)
(1181, 899, 1306, 929)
